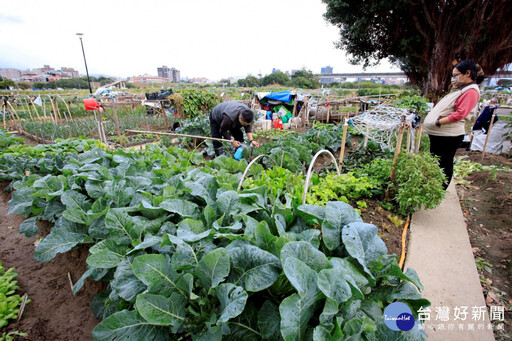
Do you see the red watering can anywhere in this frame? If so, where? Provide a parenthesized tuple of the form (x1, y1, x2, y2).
(83, 98, 103, 112)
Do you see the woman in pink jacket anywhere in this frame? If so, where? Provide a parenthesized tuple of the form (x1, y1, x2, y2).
(423, 60, 485, 189)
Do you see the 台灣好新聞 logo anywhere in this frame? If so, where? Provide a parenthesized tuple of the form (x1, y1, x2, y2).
(383, 302, 415, 331)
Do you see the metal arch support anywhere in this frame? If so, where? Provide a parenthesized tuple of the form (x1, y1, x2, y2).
(302, 149, 340, 205)
(236, 154, 277, 192)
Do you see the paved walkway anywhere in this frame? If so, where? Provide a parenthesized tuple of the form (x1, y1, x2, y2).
(405, 182, 495, 340)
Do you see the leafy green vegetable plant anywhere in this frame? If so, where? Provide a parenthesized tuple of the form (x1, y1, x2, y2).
(0, 262, 29, 329)
(3, 142, 429, 340)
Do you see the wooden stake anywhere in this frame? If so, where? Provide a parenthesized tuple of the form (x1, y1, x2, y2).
(25, 96, 40, 121)
(406, 126, 411, 153)
(415, 125, 423, 154)
(111, 104, 124, 147)
(42, 96, 48, 121)
(67, 272, 74, 292)
(31, 97, 42, 121)
(22, 99, 34, 121)
(6, 101, 20, 121)
(1, 102, 6, 129)
(57, 95, 73, 120)
(97, 109, 107, 143)
(390, 124, 406, 181)
(326, 105, 331, 123)
(17, 293, 29, 322)
(292, 97, 298, 118)
(338, 113, 350, 171)
(481, 113, 497, 161)
(161, 100, 168, 127)
(48, 96, 58, 122)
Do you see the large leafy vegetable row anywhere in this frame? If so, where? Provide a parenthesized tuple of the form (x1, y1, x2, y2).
(1, 138, 429, 340)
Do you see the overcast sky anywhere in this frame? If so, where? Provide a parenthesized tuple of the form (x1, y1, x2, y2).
(0, 0, 399, 81)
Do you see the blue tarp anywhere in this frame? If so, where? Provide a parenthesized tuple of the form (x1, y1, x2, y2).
(262, 91, 292, 103)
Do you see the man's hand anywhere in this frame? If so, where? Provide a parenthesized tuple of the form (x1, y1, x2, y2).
(250, 140, 260, 148)
(232, 140, 241, 148)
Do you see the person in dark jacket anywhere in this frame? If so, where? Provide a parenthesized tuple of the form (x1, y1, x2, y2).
(209, 101, 260, 156)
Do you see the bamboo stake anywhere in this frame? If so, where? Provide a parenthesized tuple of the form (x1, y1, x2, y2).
(363, 126, 369, 148)
(1, 102, 6, 129)
(25, 96, 36, 120)
(125, 129, 233, 143)
(26, 96, 41, 121)
(481, 112, 497, 161)
(97, 109, 107, 143)
(338, 114, 350, 171)
(415, 125, 423, 154)
(47, 95, 59, 122)
(6, 101, 20, 121)
(111, 104, 125, 147)
(21, 99, 33, 121)
(390, 123, 406, 181)
(406, 126, 411, 153)
(161, 100, 168, 127)
(57, 95, 73, 120)
(42, 96, 49, 121)
(326, 105, 331, 123)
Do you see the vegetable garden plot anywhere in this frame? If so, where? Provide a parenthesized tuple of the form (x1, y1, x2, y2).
(0, 135, 431, 340)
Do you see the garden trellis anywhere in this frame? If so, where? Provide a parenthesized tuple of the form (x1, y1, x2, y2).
(351, 105, 419, 152)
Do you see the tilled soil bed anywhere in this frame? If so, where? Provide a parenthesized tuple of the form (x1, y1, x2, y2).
(455, 150, 512, 339)
(0, 182, 105, 341)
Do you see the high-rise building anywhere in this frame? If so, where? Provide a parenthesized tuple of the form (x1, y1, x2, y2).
(157, 65, 180, 82)
(157, 65, 171, 79)
(170, 67, 180, 83)
(321, 66, 333, 75)
(320, 66, 334, 83)
(272, 68, 281, 73)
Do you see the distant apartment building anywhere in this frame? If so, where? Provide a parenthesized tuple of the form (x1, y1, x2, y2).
(157, 65, 180, 82)
(61, 67, 80, 78)
(272, 68, 281, 73)
(320, 66, 334, 84)
(157, 65, 171, 79)
(0, 68, 22, 80)
(170, 68, 180, 83)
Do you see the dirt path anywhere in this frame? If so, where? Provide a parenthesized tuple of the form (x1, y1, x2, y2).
(0, 182, 104, 341)
(455, 151, 512, 339)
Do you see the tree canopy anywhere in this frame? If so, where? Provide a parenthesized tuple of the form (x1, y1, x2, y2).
(290, 69, 321, 89)
(0, 77, 15, 90)
(323, 0, 512, 100)
(237, 75, 260, 87)
(261, 72, 290, 86)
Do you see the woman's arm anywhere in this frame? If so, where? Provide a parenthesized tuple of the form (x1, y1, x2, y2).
(437, 89, 479, 126)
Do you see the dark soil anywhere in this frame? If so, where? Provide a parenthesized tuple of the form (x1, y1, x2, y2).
(455, 150, 512, 339)
(0, 182, 105, 341)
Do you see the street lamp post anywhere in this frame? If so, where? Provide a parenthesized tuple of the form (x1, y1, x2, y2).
(76, 33, 93, 95)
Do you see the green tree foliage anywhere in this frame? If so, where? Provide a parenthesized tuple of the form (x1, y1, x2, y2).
(497, 79, 512, 87)
(0, 77, 15, 89)
(17, 82, 31, 90)
(244, 75, 260, 87)
(262, 72, 290, 86)
(323, 0, 512, 100)
(290, 69, 321, 89)
(33, 78, 90, 90)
